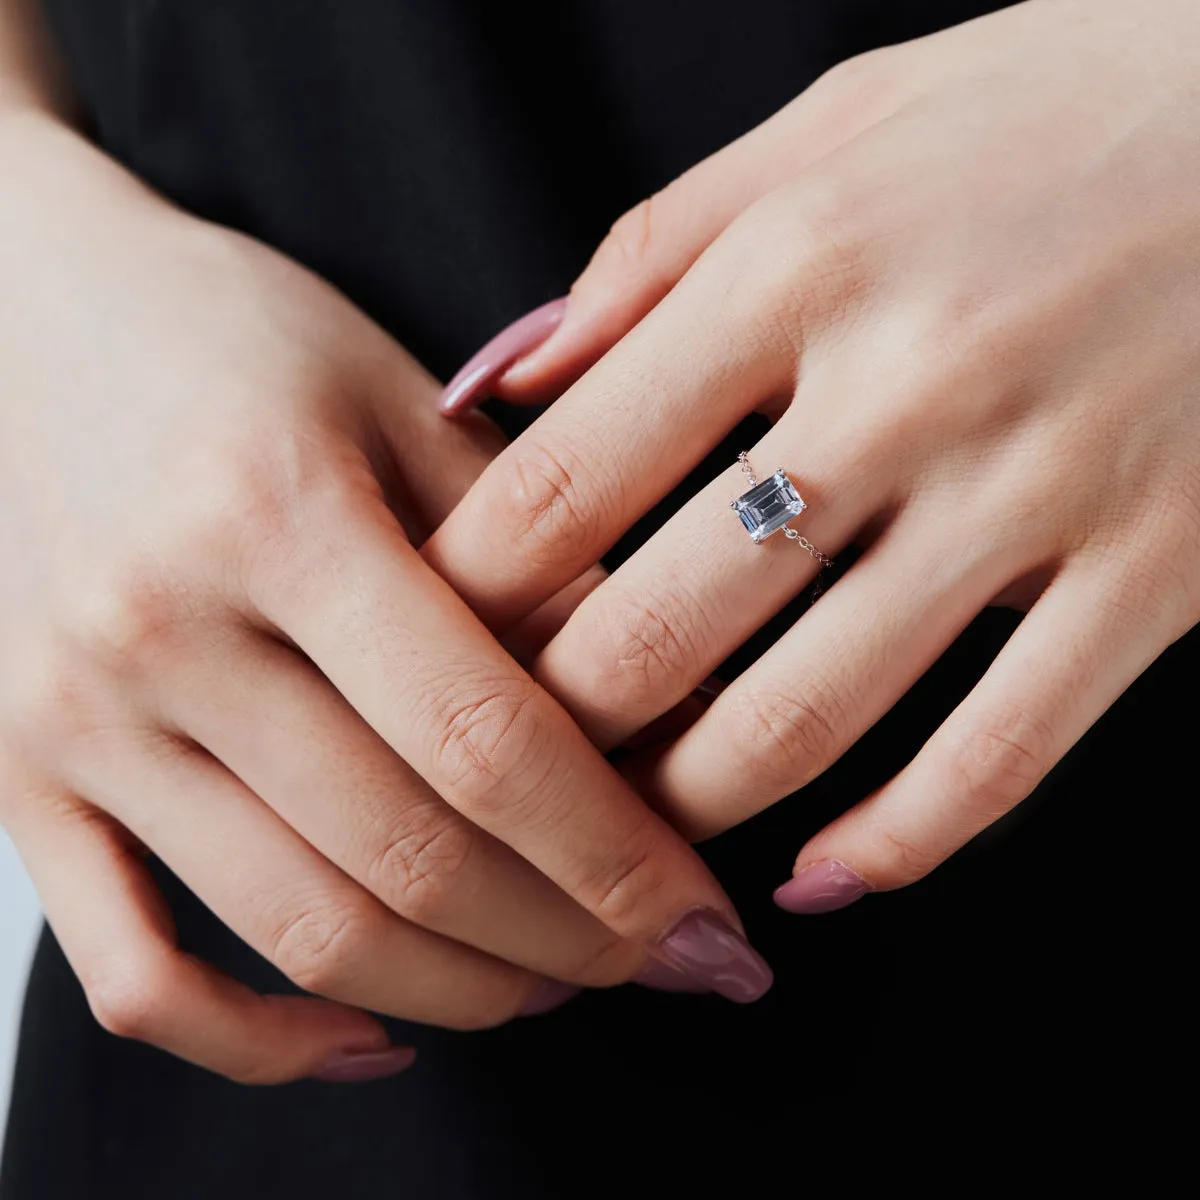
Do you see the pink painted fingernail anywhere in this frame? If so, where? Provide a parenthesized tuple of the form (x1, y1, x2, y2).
(657, 911, 773, 1004)
(773, 860, 871, 914)
(519, 979, 582, 1017)
(312, 1045, 417, 1084)
(439, 297, 568, 416)
(633, 958, 712, 994)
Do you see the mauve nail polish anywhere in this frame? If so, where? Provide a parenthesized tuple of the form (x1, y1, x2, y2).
(518, 979, 581, 1017)
(658, 911, 773, 1003)
(633, 958, 712, 994)
(773, 860, 870, 914)
(439, 297, 568, 415)
(312, 1046, 417, 1084)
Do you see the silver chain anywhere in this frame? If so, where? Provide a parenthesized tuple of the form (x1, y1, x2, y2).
(736, 451, 834, 570)
(737, 450, 758, 489)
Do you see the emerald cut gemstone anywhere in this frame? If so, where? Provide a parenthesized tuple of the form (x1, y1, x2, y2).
(732, 471, 806, 543)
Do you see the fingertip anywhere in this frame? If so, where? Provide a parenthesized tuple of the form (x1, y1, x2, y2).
(310, 1044, 418, 1084)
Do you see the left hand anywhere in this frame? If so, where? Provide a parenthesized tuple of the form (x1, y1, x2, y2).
(426, 0, 1200, 909)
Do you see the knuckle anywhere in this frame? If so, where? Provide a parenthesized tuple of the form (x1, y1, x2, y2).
(426, 677, 546, 812)
(71, 563, 179, 668)
(370, 810, 476, 925)
(572, 821, 670, 931)
(942, 706, 1054, 820)
(720, 683, 849, 787)
(810, 47, 898, 116)
(1134, 461, 1200, 614)
(877, 826, 942, 885)
(501, 439, 606, 568)
(586, 587, 700, 697)
(6, 644, 98, 749)
(593, 195, 660, 278)
(269, 901, 372, 996)
(86, 963, 171, 1042)
(563, 934, 646, 990)
(721, 185, 873, 353)
(236, 436, 390, 602)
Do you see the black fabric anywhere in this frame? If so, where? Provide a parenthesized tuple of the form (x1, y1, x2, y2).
(2, 2, 1183, 1195)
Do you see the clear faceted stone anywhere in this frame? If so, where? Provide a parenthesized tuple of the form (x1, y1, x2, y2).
(732, 471, 806, 543)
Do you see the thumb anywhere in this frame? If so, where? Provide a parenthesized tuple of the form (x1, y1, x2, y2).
(458, 50, 905, 413)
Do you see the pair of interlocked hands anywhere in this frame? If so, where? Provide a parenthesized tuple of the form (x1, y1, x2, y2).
(3, 0, 1198, 1083)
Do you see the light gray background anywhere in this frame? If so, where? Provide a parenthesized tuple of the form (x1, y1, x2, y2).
(0, 830, 42, 1160)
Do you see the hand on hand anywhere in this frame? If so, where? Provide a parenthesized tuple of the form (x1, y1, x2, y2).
(0, 117, 769, 1085)
(430, 0, 1200, 908)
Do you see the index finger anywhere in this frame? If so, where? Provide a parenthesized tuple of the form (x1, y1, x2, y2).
(251, 485, 773, 1002)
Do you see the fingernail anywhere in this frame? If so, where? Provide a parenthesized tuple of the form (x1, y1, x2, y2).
(773, 860, 870, 915)
(312, 1045, 417, 1084)
(439, 297, 568, 416)
(657, 911, 773, 1004)
(633, 958, 712, 994)
(519, 979, 582, 1017)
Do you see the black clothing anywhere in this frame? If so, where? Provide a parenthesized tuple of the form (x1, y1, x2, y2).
(2, 2, 1182, 1195)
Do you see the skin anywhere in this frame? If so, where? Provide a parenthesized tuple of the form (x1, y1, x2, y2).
(0, 0, 753, 1085)
(431, 0, 1200, 892)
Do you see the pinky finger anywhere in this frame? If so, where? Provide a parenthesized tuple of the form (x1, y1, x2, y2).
(3, 777, 410, 1085)
(775, 562, 1168, 912)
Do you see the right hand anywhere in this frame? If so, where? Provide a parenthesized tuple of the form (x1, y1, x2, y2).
(0, 113, 771, 1085)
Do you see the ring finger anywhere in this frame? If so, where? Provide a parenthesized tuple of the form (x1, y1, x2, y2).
(0, 760, 403, 1084)
(532, 405, 895, 750)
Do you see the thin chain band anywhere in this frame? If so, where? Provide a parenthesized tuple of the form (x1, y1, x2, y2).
(735, 452, 835, 569)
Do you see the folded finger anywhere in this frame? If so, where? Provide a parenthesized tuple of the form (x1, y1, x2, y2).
(170, 629, 640, 987)
(2, 773, 398, 1085)
(254, 504, 772, 1001)
(78, 735, 546, 1029)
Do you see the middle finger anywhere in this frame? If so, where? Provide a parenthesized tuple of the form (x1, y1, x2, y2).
(167, 627, 642, 988)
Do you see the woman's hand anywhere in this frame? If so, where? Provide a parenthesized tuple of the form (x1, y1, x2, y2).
(0, 112, 773, 1085)
(429, 0, 1200, 908)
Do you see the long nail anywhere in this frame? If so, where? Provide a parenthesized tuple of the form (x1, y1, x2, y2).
(519, 979, 582, 1017)
(633, 958, 712, 994)
(773, 860, 870, 915)
(439, 297, 568, 416)
(657, 911, 773, 1003)
(312, 1046, 417, 1084)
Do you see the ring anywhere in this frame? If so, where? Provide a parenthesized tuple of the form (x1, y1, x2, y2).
(730, 452, 834, 568)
